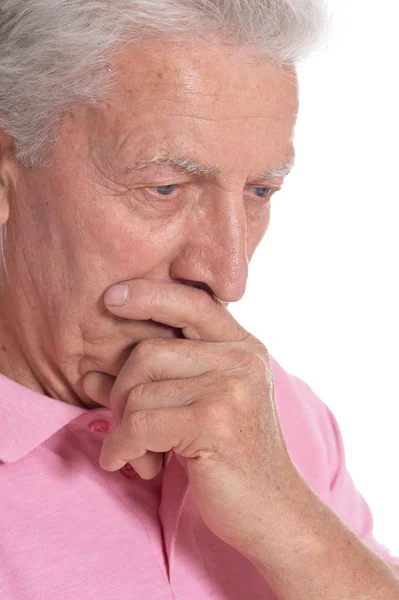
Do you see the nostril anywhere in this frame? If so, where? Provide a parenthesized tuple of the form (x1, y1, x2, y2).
(175, 279, 216, 297)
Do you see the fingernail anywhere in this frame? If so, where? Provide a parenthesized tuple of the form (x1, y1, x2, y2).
(104, 284, 130, 306)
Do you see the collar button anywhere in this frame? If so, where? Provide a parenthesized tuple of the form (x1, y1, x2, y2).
(121, 462, 136, 477)
(88, 419, 109, 434)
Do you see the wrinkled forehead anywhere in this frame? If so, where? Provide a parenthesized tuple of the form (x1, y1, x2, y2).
(98, 37, 298, 121)
(78, 38, 298, 175)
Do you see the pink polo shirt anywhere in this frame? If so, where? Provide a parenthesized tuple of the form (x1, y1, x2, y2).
(0, 354, 396, 599)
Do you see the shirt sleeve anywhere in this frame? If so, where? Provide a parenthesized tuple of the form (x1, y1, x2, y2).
(322, 404, 399, 565)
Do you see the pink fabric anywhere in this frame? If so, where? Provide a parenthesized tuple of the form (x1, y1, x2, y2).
(0, 354, 396, 599)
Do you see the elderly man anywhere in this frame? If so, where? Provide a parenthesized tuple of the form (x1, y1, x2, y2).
(0, 1, 397, 598)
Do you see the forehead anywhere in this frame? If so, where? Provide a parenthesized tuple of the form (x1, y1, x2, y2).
(109, 37, 298, 114)
(87, 38, 298, 171)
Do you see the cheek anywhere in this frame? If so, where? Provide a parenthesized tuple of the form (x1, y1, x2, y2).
(60, 187, 183, 286)
(91, 216, 183, 282)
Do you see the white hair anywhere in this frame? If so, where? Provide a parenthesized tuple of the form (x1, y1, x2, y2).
(0, 0, 329, 168)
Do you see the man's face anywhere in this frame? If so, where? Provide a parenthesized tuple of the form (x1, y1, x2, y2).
(3, 38, 298, 405)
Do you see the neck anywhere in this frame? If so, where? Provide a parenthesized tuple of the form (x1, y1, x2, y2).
(0, 300, 95, 409)
(0, 312, 46, 394)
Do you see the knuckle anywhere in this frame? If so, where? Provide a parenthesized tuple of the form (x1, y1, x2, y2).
(253, 339, 270, 362)
(128, 382, 147, 405)
(227, 348, 254, 370)
(216, 377, 249, 411)
(249, 352, 269, 377)
(217, 377, 255, 421)
(131, 341, 149, 365)
(226, 376, 249, 404)
(230, 342, 270, 380)
(126, 410, 149, 438)
(150, 285, 167, 310)
(133, 337, 162, 361)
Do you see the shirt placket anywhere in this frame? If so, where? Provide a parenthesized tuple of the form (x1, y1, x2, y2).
(159, 450, 190, 586)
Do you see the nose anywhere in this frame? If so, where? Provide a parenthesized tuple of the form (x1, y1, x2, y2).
(170, 191, 248, 303)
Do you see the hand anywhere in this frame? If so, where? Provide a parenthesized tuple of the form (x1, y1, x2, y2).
(83, 279, 299, 555)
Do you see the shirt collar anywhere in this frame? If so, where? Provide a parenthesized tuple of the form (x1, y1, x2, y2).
(0, 372, 94, 464)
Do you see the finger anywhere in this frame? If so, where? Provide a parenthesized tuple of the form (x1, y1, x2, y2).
(116, 372, 208, 479)
(100, 405, 197, 472)
(82, 367, 207, 480)
(82, 371, 115, 409)
(108, 338, 235, 419)
(113, 379, 199, 478)
(125, 450, 163, 480)
(82, 339, 214, 417)
(104, 279, 249, 343)
(82, 371, 168, 479)
(84, 368, 211, 413)
(125, 375, 210, 414)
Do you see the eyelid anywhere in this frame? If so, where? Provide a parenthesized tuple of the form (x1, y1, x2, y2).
(142, 182, 183, 191)
(143, 183, 280, 190)
(248, 181, 280, 188)
(143, 183, 181, 199)
(245, 184, 280, 192)
(142, 182, 280, 198)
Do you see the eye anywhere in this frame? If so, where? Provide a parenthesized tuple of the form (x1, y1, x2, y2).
(252, 186, 275, 198)
(152, 184, 179, 196)
(138, 183, 185, 206)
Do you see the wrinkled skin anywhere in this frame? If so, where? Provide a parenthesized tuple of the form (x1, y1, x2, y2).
(0, 37, 297, 410)
(2, 37, 399, 600)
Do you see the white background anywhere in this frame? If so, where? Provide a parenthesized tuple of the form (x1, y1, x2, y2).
(229, 0, 399, 555)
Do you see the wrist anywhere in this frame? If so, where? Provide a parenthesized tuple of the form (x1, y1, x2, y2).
(241, 477, 399, 600)
(241, 472, 329, 568)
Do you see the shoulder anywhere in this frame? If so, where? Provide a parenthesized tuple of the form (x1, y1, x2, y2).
(269, 353, 340, 489)
(270, 354, 399, 565)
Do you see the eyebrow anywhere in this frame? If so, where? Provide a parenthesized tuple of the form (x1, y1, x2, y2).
(258, 154, 296, 180)
(122, 151, 295, 182)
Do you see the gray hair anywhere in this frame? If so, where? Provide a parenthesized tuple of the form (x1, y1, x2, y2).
(0, 0, 329, 168)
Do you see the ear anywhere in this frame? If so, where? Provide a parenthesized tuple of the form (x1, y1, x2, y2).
(0, 129, 17, 225)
